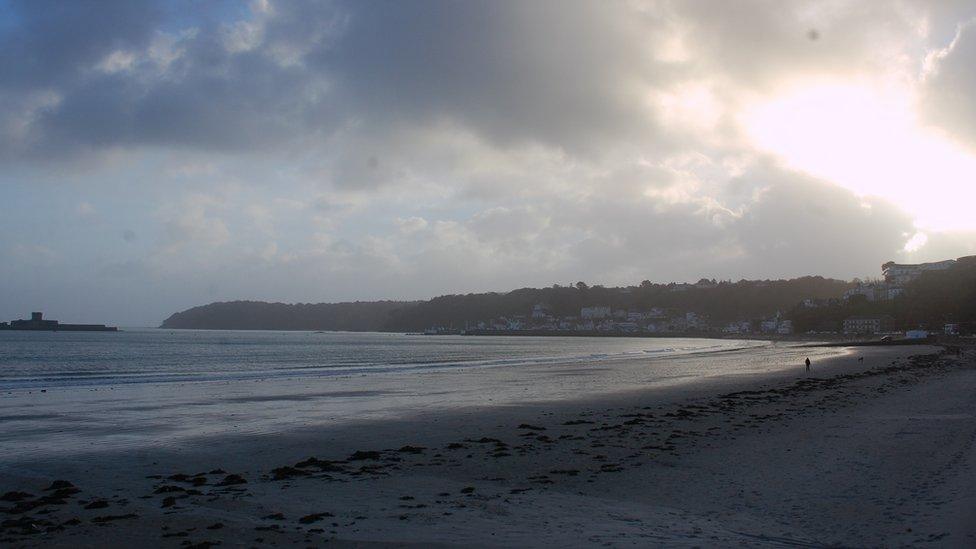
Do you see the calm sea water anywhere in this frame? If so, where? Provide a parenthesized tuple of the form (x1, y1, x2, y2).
(3, 330, 850, 458)
(0, 329, 764, 390)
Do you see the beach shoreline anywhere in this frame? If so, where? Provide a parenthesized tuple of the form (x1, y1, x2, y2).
(2, 344, 974, 547)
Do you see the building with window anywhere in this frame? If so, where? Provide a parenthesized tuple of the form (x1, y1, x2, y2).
(580, 306, 611, 320)
(882, 260, 957, 285)
(843, 316, 894, 335)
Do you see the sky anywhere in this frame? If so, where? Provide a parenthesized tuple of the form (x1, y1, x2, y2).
(2, 0, 976, 326)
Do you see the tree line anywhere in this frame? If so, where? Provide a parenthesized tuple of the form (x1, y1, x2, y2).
(161, 276, 854, 331)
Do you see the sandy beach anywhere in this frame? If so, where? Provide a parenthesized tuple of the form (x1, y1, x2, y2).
(2, 344, 975, 547)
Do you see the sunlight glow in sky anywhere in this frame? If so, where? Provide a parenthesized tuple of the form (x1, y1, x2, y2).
(746, 82, 976, 232)
(4, 1, 976, 325)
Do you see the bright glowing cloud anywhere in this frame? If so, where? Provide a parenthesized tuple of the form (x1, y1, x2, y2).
(903, 231, 929, 252)
(745, 82, 976, 232)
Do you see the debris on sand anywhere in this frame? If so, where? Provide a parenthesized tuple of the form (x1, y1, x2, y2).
(270, 466, 310, 481)
(298, 512, 334, 524)
(90, 514, 138, 523)
(214, 474, 247, 487)
(347, 450, 382, 461)
(43, 481, 76, 492)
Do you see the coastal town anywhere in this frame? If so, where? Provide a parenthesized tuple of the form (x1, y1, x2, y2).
(426, 257, 974, 339)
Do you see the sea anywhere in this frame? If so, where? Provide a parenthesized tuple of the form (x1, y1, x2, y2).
(0, 329, 840, 459)
(0, 329, 767, 390)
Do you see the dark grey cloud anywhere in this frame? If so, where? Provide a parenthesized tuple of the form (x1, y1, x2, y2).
(2, 0, 960, 162)
(0, 1, 684, 160)
(318, 0, 669, 153)
(1, 0, 342, 156)
(0, 0, 161, 90)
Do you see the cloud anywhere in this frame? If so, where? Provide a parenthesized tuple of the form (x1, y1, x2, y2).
(266, 161, 923, 293)
(76, 201, 96, 217)
(0, 0, 162, 90)
(157, 193, 231, 256)
(672, 1, 929, 85)
(730, 163, 916, 277)
(3, 0, 976, 325)
(4, 0, 930, 161)
(922, 18, 976, 148)
(8, 243, 59, 266)
(395, 216, 428, 235)
(319, 1, 671, 155)
(0, 0, 342, 158)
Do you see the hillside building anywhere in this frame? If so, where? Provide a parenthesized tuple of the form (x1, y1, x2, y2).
(580, 306, 611, 320)
(843, 316, 894, 335)
(882, 259, 957, 285)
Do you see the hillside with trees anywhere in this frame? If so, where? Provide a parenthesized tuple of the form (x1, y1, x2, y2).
(160, 300, 418, 331)
(381, 277, 852, 332)
(788, 257, 976, 333)
(161, 276, 854, 332)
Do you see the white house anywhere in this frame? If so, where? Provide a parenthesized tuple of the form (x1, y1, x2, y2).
(616, 321, 639, 332)
(647, 307, 666, 318)
(531, 304, 549, 319)
(843, 316, 893, 335)
(723, 320, 752, 334)
(777, 320, 793, 335)
(580, 306, 611, 320)
(685, 312, 707, 330)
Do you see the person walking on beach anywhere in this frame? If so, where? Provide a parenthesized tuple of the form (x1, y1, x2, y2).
(805, 357, 811, 372)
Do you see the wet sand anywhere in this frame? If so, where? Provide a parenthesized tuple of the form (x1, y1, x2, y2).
(2, 345, 975, 547)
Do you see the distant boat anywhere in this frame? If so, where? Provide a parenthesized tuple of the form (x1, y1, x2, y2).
(0, 312, 118, 332)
